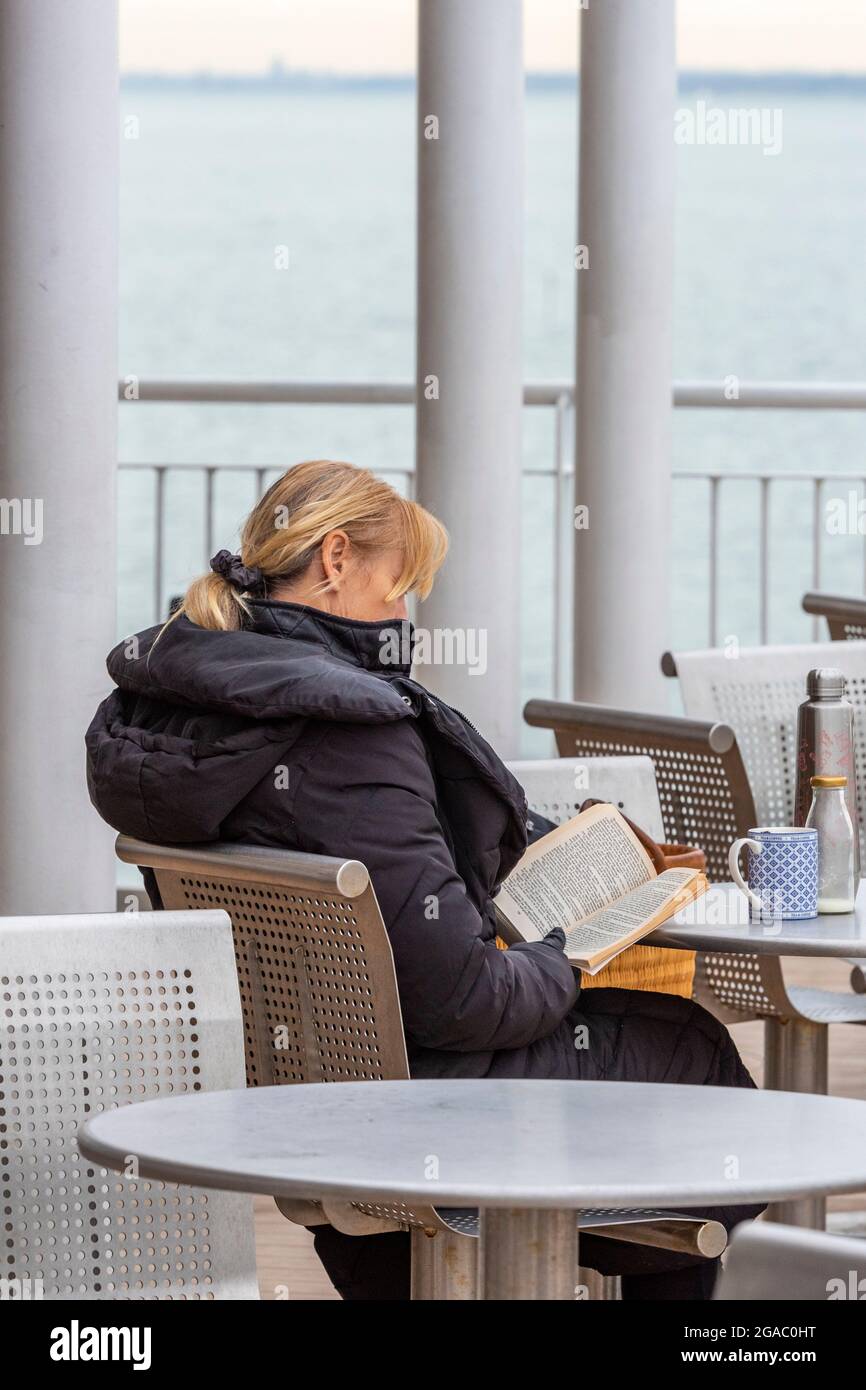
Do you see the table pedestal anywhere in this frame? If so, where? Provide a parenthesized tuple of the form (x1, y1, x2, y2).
(763, 1017, 828, 1229)
(410, 1226, 478, 1300)
(481, 1208, 578, 1300)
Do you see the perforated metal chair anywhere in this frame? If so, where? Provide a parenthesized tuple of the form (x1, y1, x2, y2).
(664, 642, 866, 996)
(715, 1221, 866, 1301)
(508, 755, 665, 841)
(523, 701, 753, 886)
(803, 591, 866, 642)
(523, 698, 866, 1229)
(0, 910, 257, 1301)
(523, 700, 768, 1031)
(662, 640, 866, 863)
(117, 834, 727, 1300)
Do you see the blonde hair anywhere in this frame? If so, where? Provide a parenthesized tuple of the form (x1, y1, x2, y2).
(172, 459, 448, 633)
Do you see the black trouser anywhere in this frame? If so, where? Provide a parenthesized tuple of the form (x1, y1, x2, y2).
(312, 988, 765, 1300)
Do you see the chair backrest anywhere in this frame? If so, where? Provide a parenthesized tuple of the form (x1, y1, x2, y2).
(508, 756, 665, 840)
(118, 838, 409, 1088)
(523, 700, 755, 883)
(116, 837, 434, 1233)
(715, 1221, 866, 1301)
(521, 703, 797, 1025)
(666, 640, 866, 860)
(803, 590, 866, 641)
(0, 910, 257, 1301)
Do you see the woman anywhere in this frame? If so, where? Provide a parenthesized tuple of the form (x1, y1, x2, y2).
(87, 458, 763, 1300)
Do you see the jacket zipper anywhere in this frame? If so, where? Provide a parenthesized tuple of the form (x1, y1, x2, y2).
(438, 698, 481, 737)
(420, 692, 530, 821)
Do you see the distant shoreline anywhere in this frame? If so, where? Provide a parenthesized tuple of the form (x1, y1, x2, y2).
(120, 69, 866, 94)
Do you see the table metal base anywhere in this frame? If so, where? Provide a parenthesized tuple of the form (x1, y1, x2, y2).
(481, 1208, 578, 1300)
(410, 1224, 623, 1300)
(410, 1226, 478, 1300)
(763, 1017, 828, 1229)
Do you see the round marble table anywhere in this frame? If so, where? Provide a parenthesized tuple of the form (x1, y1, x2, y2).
(79, 1078, 866, 1300)
(647, 881, 866, 958)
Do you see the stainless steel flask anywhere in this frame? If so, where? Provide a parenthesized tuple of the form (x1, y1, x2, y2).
(795, 667, 860, 878)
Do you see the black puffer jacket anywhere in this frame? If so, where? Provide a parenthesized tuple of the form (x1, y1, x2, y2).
(86, 600, 583, 1078)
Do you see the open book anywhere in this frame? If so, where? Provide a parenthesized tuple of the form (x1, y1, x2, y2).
(494, 803, 708, 973)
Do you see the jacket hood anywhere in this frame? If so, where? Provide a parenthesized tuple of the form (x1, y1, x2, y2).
(86, 602, 417, 843)
(106, 602, 416, 724)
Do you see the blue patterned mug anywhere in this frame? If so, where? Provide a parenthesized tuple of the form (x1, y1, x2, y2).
(728, 826, 819, 921)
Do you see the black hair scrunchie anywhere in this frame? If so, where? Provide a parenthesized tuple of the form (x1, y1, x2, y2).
(209, 549, 266, 596)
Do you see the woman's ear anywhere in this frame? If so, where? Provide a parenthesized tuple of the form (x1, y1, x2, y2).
(320, 529, 350, 586)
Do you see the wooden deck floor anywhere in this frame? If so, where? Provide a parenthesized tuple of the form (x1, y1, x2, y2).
(254, 954, 866, 1299)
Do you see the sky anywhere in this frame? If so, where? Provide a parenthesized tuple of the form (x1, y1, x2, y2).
(120, 0, 866, 76)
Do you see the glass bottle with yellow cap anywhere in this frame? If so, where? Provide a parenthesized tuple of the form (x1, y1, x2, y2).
(805, 774, 856, 913)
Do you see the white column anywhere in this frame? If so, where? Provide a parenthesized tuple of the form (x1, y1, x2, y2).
(415, 0, 524, 755)
(0, 1, 118, 913)
(574, 0, 676, 709)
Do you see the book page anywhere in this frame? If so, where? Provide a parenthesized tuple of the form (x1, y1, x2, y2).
(494, 803, 656, 943)
(562, 868, 698, 968)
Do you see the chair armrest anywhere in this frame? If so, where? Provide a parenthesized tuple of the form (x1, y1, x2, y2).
(848, 959, 866, 994)
(584, 1215, 727, 1259)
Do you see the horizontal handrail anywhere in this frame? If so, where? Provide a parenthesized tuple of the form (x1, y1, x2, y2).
(675, 469, 866, 483)
(120, 380, 416, 405)
(118, 460, 866, 484)
(674, 381, 866, 409)
(119, 379, 564, 406)
(119, 459, 411, 476)
(118, 378, 866, 410)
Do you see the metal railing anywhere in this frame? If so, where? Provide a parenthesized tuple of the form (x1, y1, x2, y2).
(119, 379, 866, 688)
(120, 379, 866, 409)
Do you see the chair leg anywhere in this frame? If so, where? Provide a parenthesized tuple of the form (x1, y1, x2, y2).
(410, 1226, 478, 1300)
(763, 1017, 828, 1229)
(577, 1266, 621, 1300)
